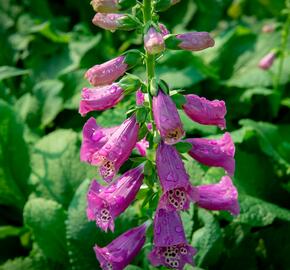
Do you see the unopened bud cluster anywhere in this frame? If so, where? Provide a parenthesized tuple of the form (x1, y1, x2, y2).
(78, 0, 239, 269)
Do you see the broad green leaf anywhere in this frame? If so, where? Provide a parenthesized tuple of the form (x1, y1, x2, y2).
(175, 142, 193, 153)
(0, 66, 29, 80)
(171, 93, 187, 109)
(29, 129, 95, 206)
(0, 100, 30, 208)
(236, 194, 290, 227)
(23, 198, 68, 263)
(191, 209, 223, 267)
(0, 226, 21, 240)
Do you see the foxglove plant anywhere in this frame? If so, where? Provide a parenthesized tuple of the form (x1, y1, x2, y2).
(79, 0, 240, 269)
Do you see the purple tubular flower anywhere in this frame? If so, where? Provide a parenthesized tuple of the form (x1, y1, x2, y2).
(94, 223, 147, 269)
(87, 165, 144, 232)
(91, 115, 139, 182)
(85, 56, 127, 86)
(153, 90, 184, 144)
(196, 176, 240, 215)
(148, 208, 196, 269)
(136, 89, 145, 106)
(258, 52, 276, 70)
(159, 23, 170, 36)
(80, 117, 118, 164)
(182, 94, 226, 129)
(144, 27, 165, 54)
(135, 138, 149, 156)
(186, 132, 235, 176)
(156, 142, 198, 211)
(79, 84, 124, 116)
(176, 32, 215, 51)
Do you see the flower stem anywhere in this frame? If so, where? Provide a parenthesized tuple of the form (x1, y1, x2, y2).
(143, 0, 156, 131)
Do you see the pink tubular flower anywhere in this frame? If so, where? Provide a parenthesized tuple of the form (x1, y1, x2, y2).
(165, 32, 214, 51)
(136, 89, 145, 106)
(144, 27, 165, 54)
(258, 52, 276, 70)
(196, 176, 240, 215)
(80, 117, 118, 164)
(87, 165, 144, 232)
(94, 223, 147, 269)
(186, 132, 235, 176)
(159, 23, 170, 36)
(85, 56, 127, 86)
(92, 13, 139, 31)
(182, 94, 226, 129)
(135, 138, 149, 156)
(156, 142, 198, 211)
(153, 90, 184, 144)
(148, 208, 196, 269)
(79, 84, 124, 116)
(92, 115, 139, 182)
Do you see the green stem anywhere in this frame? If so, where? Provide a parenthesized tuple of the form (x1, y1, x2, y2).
(143, 0, 156, 131)
(274, 2, 290, 91)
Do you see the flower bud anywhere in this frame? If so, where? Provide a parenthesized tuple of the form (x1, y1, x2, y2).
(92, 13, 140, 31)
(165, 32, 215, 51)
(258, 52, 276, 70)
(159, 23, 170, 36)
(91, 0, 136, 13)
(155, 0, 181, 12)
(144, 27, 165, 55)
(136, 89, 145, 106)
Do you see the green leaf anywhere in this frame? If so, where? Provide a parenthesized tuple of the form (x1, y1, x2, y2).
(191, 209, 223, 267)
(171, 93, 186, 109)
(236, 194, 290, 227)
(136, 107, 148, 124)
(174, 141, 192, 153)
(0, 226, 22, 240)
(0, 100, 30, 208)
(0, 66, 29, 80)
(29, 129, 95, 206)
(23, 198, 68, 263)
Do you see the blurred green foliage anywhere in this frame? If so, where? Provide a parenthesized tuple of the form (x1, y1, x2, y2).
(0, 0, 290, 269)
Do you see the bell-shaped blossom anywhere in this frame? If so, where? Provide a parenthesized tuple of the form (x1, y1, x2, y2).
(148, 208, 196, 269)
(79, 84, 124, 116)
(85, 51, 140, 86)
(186, 132, 235, 176)
(87, 165, 144, 232)
(153, 90, 184, 144)
(92, 13, 139, 31)
(196, 176, 240, 215)
(144, 27, 165, 54)
(92, 115, 139, 182)
(91, 0, 136, 13)
(94, 223, 147, 269)
(165, 32, 214, 51)
(135, 138, 149, 156)
(80, 117, 118, 164)
(136, 89, 145, 106)
(156, 142, 198, 211)
(258, 52, 276, 70)
(182, 94, 226, 129)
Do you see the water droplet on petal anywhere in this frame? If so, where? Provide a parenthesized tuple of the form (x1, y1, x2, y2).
(175, 226, 183, 233)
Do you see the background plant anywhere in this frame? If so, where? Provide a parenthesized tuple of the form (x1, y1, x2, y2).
(0, 0, 290, 270)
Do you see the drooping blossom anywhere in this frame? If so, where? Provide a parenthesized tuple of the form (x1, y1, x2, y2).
(92, 13, 139, 31)
(148, 208, 196, 269)
(92, 115, 139, 182)
(153, 89, 184, 144)
(94, 223, 147, 269)
(87, 165, 144, 232)
(135, 138, 149, 156)
(155, 0, 181, 12)
(144, 27, 165, 55)
(258, 52, 276, 70)
(165, 32, 214, 51)
(79, 84, 124, 116)
(136, 89, 145, 106)
(156, 142, 198, 211)
(85, 51, 140, 86)
(80, 117, 118, 164)
(186, 132, 235, 176)
(182, 94, 226, 129)
(91, 0, 136, 13)
(196, 176, 240, 215)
